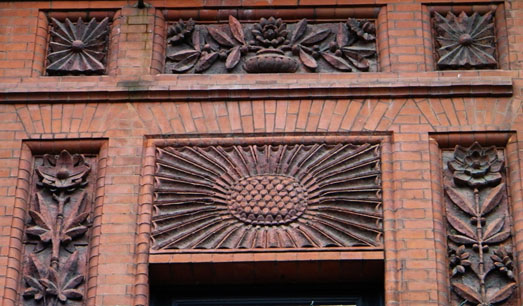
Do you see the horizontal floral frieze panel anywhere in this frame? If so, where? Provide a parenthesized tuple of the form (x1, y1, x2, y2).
(152, 141, 383, 250)
(165, 16, 378, 74)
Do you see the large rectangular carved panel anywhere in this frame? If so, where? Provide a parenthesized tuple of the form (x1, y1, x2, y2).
(151, 139, 383, 251)
(443, 143, 518, 305)
(21, 151, 97, 305)
(165, 17, 377, 74)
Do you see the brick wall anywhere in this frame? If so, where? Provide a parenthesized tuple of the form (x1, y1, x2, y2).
(0, 1, 522, 306)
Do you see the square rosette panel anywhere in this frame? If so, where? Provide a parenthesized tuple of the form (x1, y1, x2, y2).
(432, 10, 498, 70)
(151, 139, 383, 251)
(46, 16, 110, 76)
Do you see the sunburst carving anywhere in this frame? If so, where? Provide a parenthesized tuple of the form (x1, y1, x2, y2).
(46, 17, 109, 75)
(152, 142, 383, 250)
(433, 11, 497, 69)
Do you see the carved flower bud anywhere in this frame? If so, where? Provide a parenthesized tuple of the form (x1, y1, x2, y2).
(491, 247, 515, 280)
(291, 45, 299, 55)
(167, 18, 195, 45)
(335, 49, 343, 57)
(329, 41, 337, 52)
(219, 51, 228, 60)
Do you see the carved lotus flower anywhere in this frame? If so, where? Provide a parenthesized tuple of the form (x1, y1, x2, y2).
(36, 150, 90, 191)
(46, 17, 109, 75)
(167, 18, 195, 44)
(448, 142, 502, 188)
(252, 17, 289, 48)
(433, 11, 497, 69)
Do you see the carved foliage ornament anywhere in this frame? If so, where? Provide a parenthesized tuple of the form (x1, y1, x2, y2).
(23, 150, 92, 305)
(444, 142, 516, 305)
(165, 16, 377, 74)
(46, 17, 110, 76)
(152, 142, 383, 250)
(433, 11, 497, 70)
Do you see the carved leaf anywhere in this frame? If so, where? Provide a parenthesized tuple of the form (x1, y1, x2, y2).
(321, 52, 352, 71)
(63, 275, 84, 290)
(342, 45, 376, 58)
(487, 282, 516, 304)
(173, 52, 200, 72)
(28, 210, 51, 230)
(167, 49, 200, 61)
(291, 18, 308, 44)
(192, 30, 202, 51)
(345, 55, 370, 70)
(480, 183, 504, 216)
(482, 217, 504, 240)
(452, 283, 482, 304)
(195, 52, 219, 73)
(449, 234, 477, 245)
(301, 28, 331, 46)
(208, 27, 235, 47)
(63, 289, 83, 300)
(299, 48, 317, 70)
(484, 231, 511, 244)
(445, 186, 476, 215)
(225, 46, 241, 70)
(229, 16, 245, 44)
(447, 214, 477, 240)
(64, 225, 89, 240)
(24, 276, 44, 292)
(337, 22, 348, 47)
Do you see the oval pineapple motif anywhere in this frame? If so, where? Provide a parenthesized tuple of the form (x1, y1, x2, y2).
(228, 175, 307, 225)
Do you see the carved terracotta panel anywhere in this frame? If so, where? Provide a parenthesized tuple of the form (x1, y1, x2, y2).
(165, 16, 378, 74)
(22, 151, 96, 305)
(433, 11, 497, 70)
(152, 141, 383, 250)
(46, 17, 110, 75)
(443, 143, 517, 305)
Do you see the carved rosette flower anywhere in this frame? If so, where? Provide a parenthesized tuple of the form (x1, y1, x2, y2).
(252, 17, 289, 49)
(46, 17, 109, 75)
(36, 150, 90, 192)
(449, 245, 471, 276)
(167, 18, 195, 44)
(448, 142, 503, 189)
(433, 11, 497, 69)
(152, 142, 382, 250)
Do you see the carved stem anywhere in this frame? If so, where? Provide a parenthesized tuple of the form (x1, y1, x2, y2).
(51, 191, 67, 270)
(474, 188, 487, 301)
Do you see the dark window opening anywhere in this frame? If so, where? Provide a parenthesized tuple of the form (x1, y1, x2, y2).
(149, 259, 384, 306)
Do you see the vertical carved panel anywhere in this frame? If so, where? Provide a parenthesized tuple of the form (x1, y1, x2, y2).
(22, 151, 95, 305)
(444, 143, 517, 305)
(151, 142, 383, 250)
